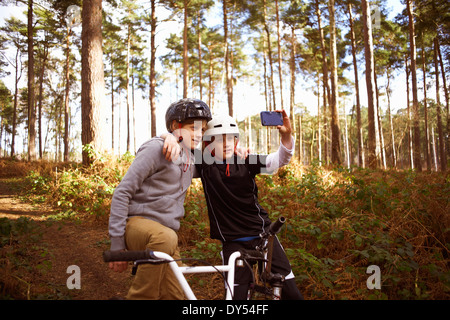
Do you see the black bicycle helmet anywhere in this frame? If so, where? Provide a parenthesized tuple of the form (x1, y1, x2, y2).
(165, 98, 212, 132)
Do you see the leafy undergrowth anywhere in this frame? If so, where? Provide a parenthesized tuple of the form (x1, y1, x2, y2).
(0, 217, 49, 299)
(1, 156, 449, 300)
(259, 164, 449, 299)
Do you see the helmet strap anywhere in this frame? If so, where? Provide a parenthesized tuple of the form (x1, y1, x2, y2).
(226, 138, 238, 177)
(205, 142, 215, 157)
(178, 122, 183, 142)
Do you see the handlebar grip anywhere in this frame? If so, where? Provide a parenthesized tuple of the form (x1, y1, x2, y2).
(103, 249, 153, 262)
(268, 216, 286, 235)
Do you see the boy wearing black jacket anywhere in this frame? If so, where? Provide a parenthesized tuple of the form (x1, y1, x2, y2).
(197, 111, 303, 300)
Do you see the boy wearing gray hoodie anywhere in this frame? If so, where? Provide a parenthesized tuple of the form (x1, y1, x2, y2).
(108, 98, 211, 300)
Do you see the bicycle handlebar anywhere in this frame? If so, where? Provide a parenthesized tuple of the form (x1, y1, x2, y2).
(104, 217, 286, 264)
(268, 216, 286, 235)
(103, 249, 154, 262)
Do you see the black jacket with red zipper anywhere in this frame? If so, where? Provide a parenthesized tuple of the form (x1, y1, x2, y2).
(195, 154, 272, 242)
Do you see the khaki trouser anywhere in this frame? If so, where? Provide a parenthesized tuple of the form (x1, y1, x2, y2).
(124, 216, 185, 300)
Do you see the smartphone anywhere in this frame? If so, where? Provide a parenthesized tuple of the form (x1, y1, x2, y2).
(260, 111, 283, 126)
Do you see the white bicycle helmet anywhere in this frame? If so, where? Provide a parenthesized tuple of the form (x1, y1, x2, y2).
(203, 114, 240, 140)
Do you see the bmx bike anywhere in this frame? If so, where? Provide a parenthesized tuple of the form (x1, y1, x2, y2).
(103, 216, 287, 300)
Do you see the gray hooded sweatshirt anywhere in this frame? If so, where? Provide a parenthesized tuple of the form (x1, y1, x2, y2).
(108, 137, 194, 251)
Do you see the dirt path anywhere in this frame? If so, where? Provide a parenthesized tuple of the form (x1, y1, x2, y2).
(0, 178, 130, 300)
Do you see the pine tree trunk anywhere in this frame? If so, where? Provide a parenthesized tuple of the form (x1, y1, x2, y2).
(434, 37, 447, 172)
(150, 0, 157, 137)
(348, 3, 363, 167)
(406, 59, 414, 169)
(263, 0, 275, 112)
(183, 0, 189, 98)
(329, 0, 341, 165)
(64, 27, 71, 161)
(27, 0, 37, 161)
(436, 38, 449, 159)
(343, 103, 350, 168)
(197, 10, 203, 100)
(374, 70, 386, 169)
(422, 36, 430, 171)
(111, 64, 114, 152)
(223, 0, 233, 116)
(207, 45, 213, 108)
(38, 46, 48, 159)
(81, 0, 106, 165)
(275, 0, 284, 110)
(289, 26, 296, 134)
(386, 74, 397, 168)
(132, 72, 136, 154)
(315, 0, 330, 164)
(126, 23, 131, 152)
(262, 39, 269, 112)
(317, 75, 322, 164)
(11, 47, 20, 157)
(362, 0, 377, 169)
(431, 126, 438, 171)
(407, 0, 422, 171)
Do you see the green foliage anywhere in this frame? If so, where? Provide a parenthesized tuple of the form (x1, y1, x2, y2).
(23, 151, 134, 218)
(13, 156, 450, 300)
(182, 162, 450, 299)
(0, 217, 46, 299)
(0, 217, 40, 248)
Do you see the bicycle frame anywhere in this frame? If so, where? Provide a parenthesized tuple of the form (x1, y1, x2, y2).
(104, 217, 287, 300)
(147, 251, 242, 300)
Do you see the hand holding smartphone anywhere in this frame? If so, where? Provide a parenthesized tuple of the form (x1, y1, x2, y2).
(260, 111, 283, 126)
(260, 109, 293, 150)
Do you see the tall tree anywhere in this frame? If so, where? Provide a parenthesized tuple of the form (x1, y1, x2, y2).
(81, 0, 106, 164)
(121, 0, 141, 152)
(328, 0, 341, 165)
(362, 0, 377, 169)
(282, 0, 307, 135)
(347, 2, 363, 167)
(274, 0, 283, 110)
(314, 0, 330, 164)
(0, 17, 26, 157)
(103, 14, 122, 152)
(223, 0, 233, 116)
(434, 37, 447, 172)
(63, 7, 78, 161)
(182, 0, 189, 98)
(27, 0, 37, 160)
(149, 0, 157, 137)
(421, 34, 430, 171)
(406, 0, 422, 171)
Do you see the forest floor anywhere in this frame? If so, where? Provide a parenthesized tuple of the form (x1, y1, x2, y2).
(0, 177, 130, 300)
(1, 158, 448, 301)
(0, 174, 222, 300)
